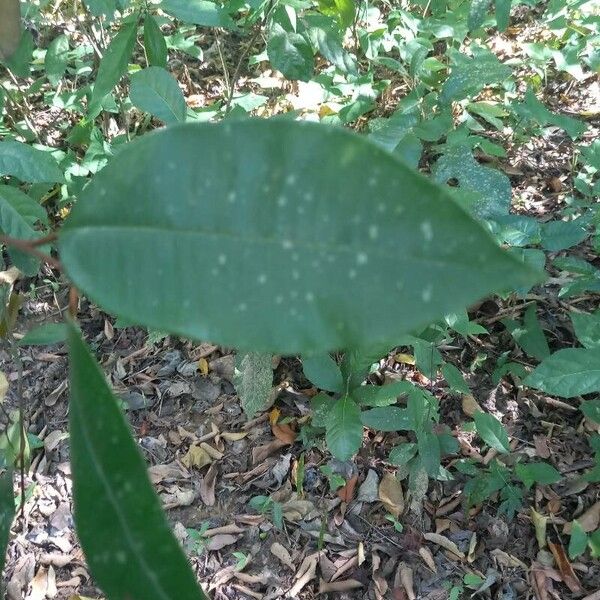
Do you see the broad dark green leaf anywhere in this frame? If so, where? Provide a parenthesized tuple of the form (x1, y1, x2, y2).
(267, 24, 314, 82)
(0, 185, 48, 275)
(59, 120, 539, 355)
(433, 144, 511, 220)
(159, 0, 235, 28)
(441, 363, 470, 395)
(88, 21, 137, 118)
(512, 88, 586, 140)
(45, 34, 69, 85)
(325, 396, 362, 460)
(67, 322, 205, 600)
(571, 309, 600, 349)
(0, 469, 14, 581)
(581, 400, 600, 424)
(83, 0, 116, 16)
(468, 0, 492, 30)
(524, 348, 600, 398)
(441, 47, 511, 105)
(541, 219, 588, 251)
(352, 381, 412, 406)
(495, 0, 511, 31)
(303, 353, 343, 393)
(474, 412, 510, 453)
(3, 29, 34, 77)
(388, 443, 417, 465)
(361, 406, 411, 432)
(19, 323, 67, 346)
(130, 67, 186, 123)
(143, 15, 168, 68)
(502, 304, 550, 361)
(234, 352, 273, 418)
(515, 462, 561, 490)
(0, 141, 63, 183)
(569, 520, 588, 559)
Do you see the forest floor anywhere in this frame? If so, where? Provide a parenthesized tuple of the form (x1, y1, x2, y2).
(1, 4, 600, 600)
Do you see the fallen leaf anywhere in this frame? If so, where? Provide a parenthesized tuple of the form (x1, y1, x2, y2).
(252, 438, 287, 464)
(199, 442, 223, 460)
(548, 542, 583, 594)
(147, 461, 190, 484)
(423, 532, 465, 559)
(394, 353, 415, 365)
(462, 394, 482, 417)
(199, 462, 218, 506)
(221, 431, 248, 442)
(318, 578, 362, 593)
(0, 371, 8, 402)
(418, 547, 437, 573)
(207, 534, 239, 551)
(531, 508, 547, 549)
(357, 469, 379, 503)
(289, 552, 319, 597)
(198, 357, 209, 375)
(337, 474, 358, 503)
(181, 444, 212, 470)
(379, 473, 404, 517)
(533, 435, 551, 459)
(564, 501, 600, 533)
(270, 542, 294, 570)
(272, 422, 297, 444)
(282, 499, 314, 521)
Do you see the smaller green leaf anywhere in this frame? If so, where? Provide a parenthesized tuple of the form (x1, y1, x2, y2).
(388, 443, 417, 465)
(0, 468, 14, 578)
(67, 322, 205, 600)
(569, 520, 588, 559)
(325, 396, 362, 461)
(473, 412, 510, 453)
(515, 462, 561, 490)
(502, 304, 550, 361)
(361, 406, 411, 432)
(267, 23, 314, 82)
(3, 29, 34, 77)
(468, 0, 492, 30)
(130, 67, 187, 123)
(160, 0, 235, 28)
(524, 348, 600, 398)
(311, 393, 334, 423)
(83, 0, 116, 16)
(418, 430, 441, 476)
(441, 363, 470, 395)
(19, 323, 66, 346)
(88, 21, 137, 118)
(352, 381, 412, 406)
(45, 34, 70, 85)
(570, 309, 600, 349)
(495, 0, 511, 31)
(589, 529, 600, 558)
(143, 15, 167, 68)
(541, 220, 588, 251)
(234, 352, 273, 419)
(303, 353, 343, 393)
(581, 400, 600, 424)
(0, 142, 63, 183)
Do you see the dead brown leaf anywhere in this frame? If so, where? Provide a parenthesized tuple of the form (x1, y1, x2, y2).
(181, 444, 212, 470)
(337, 474, 358, 503)
(461, 394, 482, 417)
(564, 501, 600, 533)
(548, 542, 583, 594)
(379, 473, 404, 517)
(423, 533, 465, 559)
(199, 462, 218, 506)
(270, 542, 294, 570)
(272, 422, 297, 444)
(252, 438, 287, 464)
(207, 534, 239, 551)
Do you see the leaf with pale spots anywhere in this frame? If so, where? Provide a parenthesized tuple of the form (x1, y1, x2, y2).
(67, 322, 205, 600)
(59, 120, 540, 355)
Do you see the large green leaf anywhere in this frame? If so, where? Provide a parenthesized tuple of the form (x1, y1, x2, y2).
(159, 0, 235, 28)
(325, 396, 362, 460)
(361, 406, 411, 431)
(267, 24, 314, 82)
(234, 352, 273, 418)
(88, 20, 137, 118)
(0, 468, 14, 585)
(0, 141, 63, 183)
(0, 185, 48, 275)
(303, 353, 343, 393)
(433, 144, 511, 220)
(524, 348, 600, 398)
(67, 322, 205, 600)
(473, 412, 510, 453)
(468, 0, 492, 30)
(441, 47, 511, 105)
(143, 15, 168, 68)
(571, 309, 600, 349)
(515, 462, 561, 490)
(59, 120, 539, 355)
(45, 34, 70, 86)
(130, 67, 186, 124)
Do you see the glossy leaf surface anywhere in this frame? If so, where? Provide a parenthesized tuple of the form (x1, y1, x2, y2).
(60, 120, 538, 355)
(67, 322, 205, 600)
